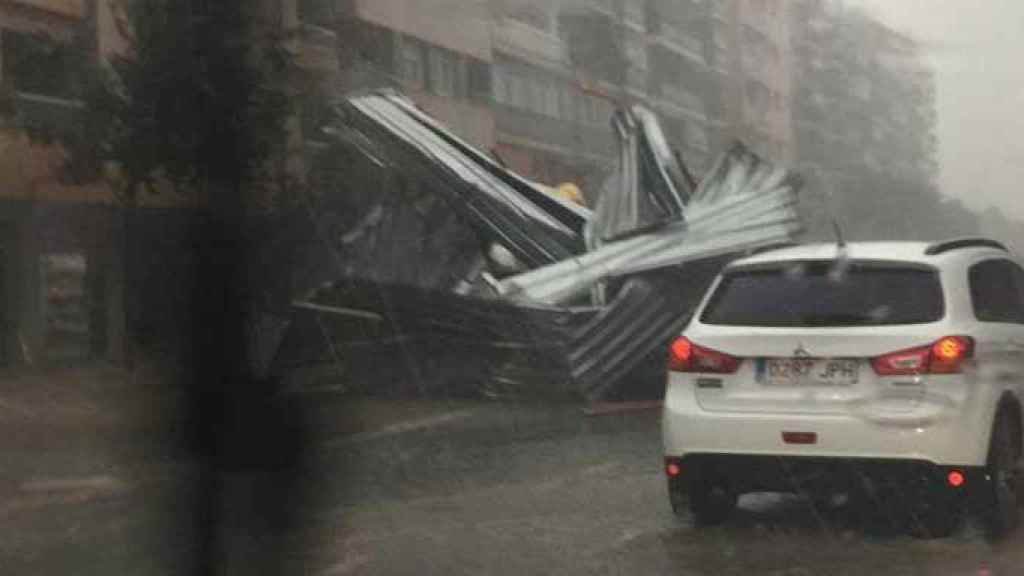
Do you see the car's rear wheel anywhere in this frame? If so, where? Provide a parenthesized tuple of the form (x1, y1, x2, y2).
(908, 490, 963, 539)
(983, 408, 1021, 538)
(685, 467, 737, 526)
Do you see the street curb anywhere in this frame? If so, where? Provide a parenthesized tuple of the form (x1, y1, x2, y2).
(582, 400, 663, 417)
(323, 409, 478, 449)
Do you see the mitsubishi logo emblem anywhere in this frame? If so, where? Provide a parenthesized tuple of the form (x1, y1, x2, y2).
(794, 343, 811, 358)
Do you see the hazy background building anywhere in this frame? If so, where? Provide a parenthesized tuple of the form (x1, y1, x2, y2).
(787, 0, 965, 240)
(290, 0, 797, 201)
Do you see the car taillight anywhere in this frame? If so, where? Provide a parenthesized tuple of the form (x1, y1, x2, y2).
(871, 336, 974, 375)
(668, 336, 741, 374)
(930, 336, 974, 373)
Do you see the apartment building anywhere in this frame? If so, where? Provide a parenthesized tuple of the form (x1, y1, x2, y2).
(489, 0, 615, 190)
(490, 0, 727, 193)
(293, 0, 497, 151)
(715, 0, 795, 164)
(789, 0, 937, 191)
(0, 0, 113, 365)
(645, 0, 722, 170)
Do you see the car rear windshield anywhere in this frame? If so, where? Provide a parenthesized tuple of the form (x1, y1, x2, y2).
(700, 261, 944, 327)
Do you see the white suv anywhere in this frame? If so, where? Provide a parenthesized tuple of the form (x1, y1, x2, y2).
(662, 239, 1024, 537)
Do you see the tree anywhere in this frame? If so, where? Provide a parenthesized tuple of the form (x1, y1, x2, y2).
(16, 0, 294, 365)
(16, 1, 300, 572)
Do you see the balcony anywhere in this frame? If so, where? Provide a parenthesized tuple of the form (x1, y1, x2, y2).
(587, 0, 615, 17)
(12, 0, 85, 19)
(651, 27, 705, 64)
(493, 18, 566, 69)
(653, 85, 708, 124)
(624, 33, 648, 71)
(711, 2, 727, 21)
(295, 23, 339, 74)
(12, 91, 83, 135)
(494, 103, 614, 161)
(625, 67, 648, 99)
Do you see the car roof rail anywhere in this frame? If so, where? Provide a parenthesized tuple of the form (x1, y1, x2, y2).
(924, 237, 1008, 256)
(746, 241, 800, 256)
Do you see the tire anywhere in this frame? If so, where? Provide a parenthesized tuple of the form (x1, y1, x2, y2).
(687, 467, 738, 526)
(668, 477, 687, 516)
(983, 408, 1021, 538)
(908, 492, 962, 539)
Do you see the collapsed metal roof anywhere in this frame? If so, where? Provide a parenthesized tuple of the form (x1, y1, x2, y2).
(271, 91, 804, 400)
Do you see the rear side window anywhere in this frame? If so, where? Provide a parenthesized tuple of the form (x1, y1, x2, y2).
(969, 259, 1024, 323)
(701, 261, 944, 327)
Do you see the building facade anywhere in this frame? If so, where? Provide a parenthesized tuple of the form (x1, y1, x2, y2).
(0, 0, 116, 366)
(489, 0, 730, 195)
(789, 0, 937, 191)
(716, 0, 795, 164)
(288, 0, 797, 203)
(489, 0, 615, 191)
(291, 0, 496, 152)
(788, 0, 939, 238)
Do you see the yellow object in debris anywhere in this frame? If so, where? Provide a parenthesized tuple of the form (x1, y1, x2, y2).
(535, 181, 585, 206)
(555, 183, 584, 206)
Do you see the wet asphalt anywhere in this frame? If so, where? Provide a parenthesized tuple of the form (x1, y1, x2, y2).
(5, 383, 1024, 575)
(312, 403, 1024, 576)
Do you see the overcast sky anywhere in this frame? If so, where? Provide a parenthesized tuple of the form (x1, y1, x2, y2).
(849, 0, 1024, 218)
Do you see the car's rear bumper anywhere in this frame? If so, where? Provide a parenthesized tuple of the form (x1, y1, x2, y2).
(662, 377, 994, 467)
(664, 453, 986, 499)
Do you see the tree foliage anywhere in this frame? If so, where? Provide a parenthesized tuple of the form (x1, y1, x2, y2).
(49, 0, 293, 209)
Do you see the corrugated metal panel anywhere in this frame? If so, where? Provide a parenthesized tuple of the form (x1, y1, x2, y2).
(501, 141, 802, 304)
(273, 91, 804, 401)
(337, 92, 588, 269)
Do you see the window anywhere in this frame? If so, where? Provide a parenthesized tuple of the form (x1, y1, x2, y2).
(559, 86, 574, 120)
(428, 48, 458, 96)
(527, 80, 544, 114)
(579, 93, 598, 125)
(506, 72, 527, 109)
(623, 0, 646, 29)
(701, 262, 945, 327)
(399, 38, 426, 89)
(298, 0, 335, 28)
(969, 259, 1024, 323)
(541, 80, 560, 118)
(359, 25, 395, 73)
(2, 31, 75, 98)
(467, 59, 491, 101)
(712, 24, 729, 51)
(506, 4, 549, 30)
(1013, 265, 1024, 316)
(492, 68, 508, 104)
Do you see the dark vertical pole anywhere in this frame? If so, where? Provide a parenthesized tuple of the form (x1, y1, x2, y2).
(184, 1, 306, 574)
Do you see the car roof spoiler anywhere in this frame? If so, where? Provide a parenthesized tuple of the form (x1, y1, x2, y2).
(924, 237, 1008, 256)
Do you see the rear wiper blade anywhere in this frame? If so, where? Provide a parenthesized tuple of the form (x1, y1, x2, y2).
(800, 314, 871, 326)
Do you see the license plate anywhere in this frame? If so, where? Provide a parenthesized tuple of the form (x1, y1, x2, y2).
(762, 358, 859, 386)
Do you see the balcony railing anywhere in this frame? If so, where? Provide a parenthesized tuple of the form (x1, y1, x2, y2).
(298, 0, 335, 29)
(12, 91, 83, 134)
(652, 27, 705, 63)
(296, 23, 339, 73)
(587, 0, 615, 16)
(14, 0, 85, 19)
(711, 2, 727, 21)
(494, 18, 566, 67)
